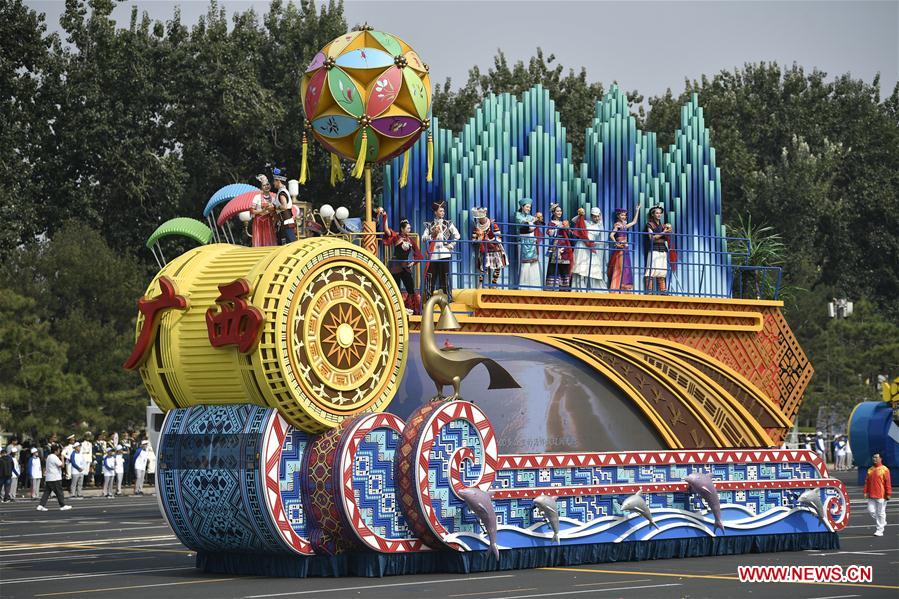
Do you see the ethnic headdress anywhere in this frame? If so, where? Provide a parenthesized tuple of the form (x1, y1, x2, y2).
(518, 197, 532, 208)
(471, 207, 488, 220)
(614, 207, 628, 215)
(432, 200, 446, 212)
(549, 202, 561, 214)
(271, 167, 287, 182)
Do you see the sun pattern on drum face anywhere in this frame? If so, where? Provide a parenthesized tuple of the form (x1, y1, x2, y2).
(321, 304, 369, 369)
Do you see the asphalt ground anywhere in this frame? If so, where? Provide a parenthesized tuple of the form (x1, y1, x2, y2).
(1, 474, 897, 599)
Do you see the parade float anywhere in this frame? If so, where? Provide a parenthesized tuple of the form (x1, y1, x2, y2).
(128, 28, 849, 577)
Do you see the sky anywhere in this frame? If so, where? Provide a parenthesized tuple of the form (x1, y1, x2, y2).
(27, 0, 899, 100)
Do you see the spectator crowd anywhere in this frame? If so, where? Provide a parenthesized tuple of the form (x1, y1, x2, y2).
(0, 431, 156, 510)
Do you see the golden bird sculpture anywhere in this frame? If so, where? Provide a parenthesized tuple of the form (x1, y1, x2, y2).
(420, 292, 521, 401)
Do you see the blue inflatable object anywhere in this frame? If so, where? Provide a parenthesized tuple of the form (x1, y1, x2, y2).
(848, 401, 899, 486)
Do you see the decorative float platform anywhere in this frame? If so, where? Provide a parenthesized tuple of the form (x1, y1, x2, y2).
(130, 231, 845, 578)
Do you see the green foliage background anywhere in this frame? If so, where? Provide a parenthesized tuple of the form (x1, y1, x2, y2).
(1, 0, 896, 440)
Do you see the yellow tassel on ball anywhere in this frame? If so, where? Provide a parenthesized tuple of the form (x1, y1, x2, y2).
(426, 131, 434, 183)
(330, 153, 344, 186)
(351, 130, 368, 179)
(299, 132, 309, 184)
(399, 149, 411, 188)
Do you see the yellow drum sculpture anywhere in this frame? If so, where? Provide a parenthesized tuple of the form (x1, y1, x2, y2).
(133, 237, 408, 432)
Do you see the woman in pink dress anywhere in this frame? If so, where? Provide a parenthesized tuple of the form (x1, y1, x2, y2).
(607, 204, 642, 290)
(250, 174, 278, 247)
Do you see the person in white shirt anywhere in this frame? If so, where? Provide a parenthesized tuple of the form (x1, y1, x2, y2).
(101, 448, 116, 498)
(146, 444, 156, 484)
(834, 435, 847, 470)
(814, 431, 827, 463)
(133, 440, 149, 495)
(28, 447, 42, 499)
(37, 445, 71, 511)
(8, 445, 21, 501)
(80, 434, 93, 487)
(69, 441, 85, 498)
(62, 435, 75, 483)
(114, 446, 124, 496)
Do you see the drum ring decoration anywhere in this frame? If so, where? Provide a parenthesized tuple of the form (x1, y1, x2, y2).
(265, 239, 409, 431)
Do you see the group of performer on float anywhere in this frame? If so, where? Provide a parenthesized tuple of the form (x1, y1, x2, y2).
(373, 199, 673, 310)
(245, 170, 673, 306)
(249, 168, 296, 246)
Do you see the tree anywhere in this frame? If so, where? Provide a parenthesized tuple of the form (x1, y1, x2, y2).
(797, 298, 899, 428)
(0, 222, 148, 434)
(0, 0, 59, 254)
(0, 289, 97, 440)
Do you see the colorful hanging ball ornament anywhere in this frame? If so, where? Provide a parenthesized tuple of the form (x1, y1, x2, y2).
(300, 26, 431, 180)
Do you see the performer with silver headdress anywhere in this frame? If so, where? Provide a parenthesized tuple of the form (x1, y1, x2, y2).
(515, 198, 542, 289)
(571, 206, 607, 291)
(472, 207, 507, 288)
(250, 174, 278, 247)
(421, 201, 460, 300)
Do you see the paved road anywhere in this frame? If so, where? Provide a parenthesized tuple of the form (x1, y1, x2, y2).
(1, 478, 897, 599)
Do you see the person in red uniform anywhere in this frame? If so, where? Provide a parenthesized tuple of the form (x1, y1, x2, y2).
(863, 452, 892, 536)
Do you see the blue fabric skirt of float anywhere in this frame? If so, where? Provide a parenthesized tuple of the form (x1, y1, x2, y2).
(195, 533, 839, 577)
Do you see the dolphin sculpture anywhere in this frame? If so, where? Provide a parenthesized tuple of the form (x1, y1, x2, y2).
(797, 488, 827, 526)
(458, 487, 500, 560)
(621, 489, 659, 529)
(532, 494, 561, 543)
(684, 472, 724, 533)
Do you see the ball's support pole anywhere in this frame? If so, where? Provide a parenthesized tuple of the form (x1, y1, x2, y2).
(363, 164, 377, 255)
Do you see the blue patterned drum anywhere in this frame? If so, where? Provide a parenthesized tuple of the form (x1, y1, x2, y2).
(157, 404, 314, 555)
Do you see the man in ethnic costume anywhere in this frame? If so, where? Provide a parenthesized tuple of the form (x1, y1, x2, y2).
(271, 167, 296, 244)
(472, 207, 507, 288)
(421, 201, 460, 300)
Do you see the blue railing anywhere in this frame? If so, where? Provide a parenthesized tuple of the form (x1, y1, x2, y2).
(340, 219, 780, 305)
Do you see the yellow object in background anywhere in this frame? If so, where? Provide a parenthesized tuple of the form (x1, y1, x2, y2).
(135, 238, 408, 433)
(884, 376, 899, 408)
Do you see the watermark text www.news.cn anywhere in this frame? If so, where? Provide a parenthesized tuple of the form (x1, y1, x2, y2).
(738, 565, 873, 583)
